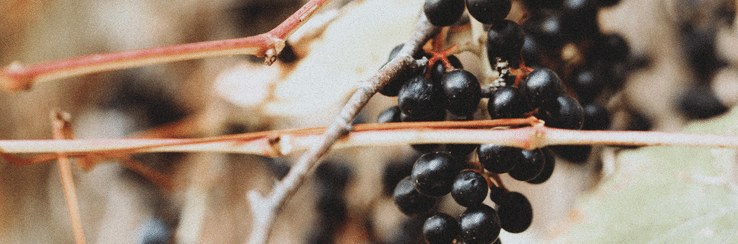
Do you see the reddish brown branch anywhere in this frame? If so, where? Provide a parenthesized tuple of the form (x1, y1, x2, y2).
(0, 0, 332, 92)
(51, 111, 86, 244)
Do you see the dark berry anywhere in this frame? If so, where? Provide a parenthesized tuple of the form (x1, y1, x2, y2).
(508, 148, 546, 181)
(431, 55, 464, 84)
(398, 76, 446, 118)
(393, 176, 438, 216)
(423, 213, 460, 244)
(678, 85, 729, 120)
(424, 0, 466, 26)
(446, 144, 479, 158)
(560, 0, 600, 40)
(451, 170, 489, 207)
(478, 144, 521, 174)
(314, 162, 352, 191)
(382, 155, 418, 196)
(551, 145, 591, 163)
(591, 33, 630, 63)
(582, 103, 610, 130)
(460, 204, 501, 244)
(598, 0, 621, 7)
(465, 0, 512, 24)
(377, 106, 402, 123)
(411, 152, 463, 197)
(527, 147, 555, 184)
(627, 109, 652, 131)
(488, 86, 530, 119)
(523, 11, 565, 50)
(487, 20, 526, 64)
(538, 95, 584, 130)
(497, 192, 533, 233)
(521, 35, 544, 67)
(520, 68, 566, 109)
(441, 69, 482, 117)
(680, 25, 727, 80)
(379, 44, 425, 97)
(521, 0, 563, 10)
(488, 185, 507, 205)
(568, 65, 607, 104)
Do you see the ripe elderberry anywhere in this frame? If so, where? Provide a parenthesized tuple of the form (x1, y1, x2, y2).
(478, 144, 520, 174)
(398, 75, 446, 119)
(507, 148, 546, 181)
(487, 20, 526, 65)
(520, 68, 566, 109)
(411, 152, 463, 197)
(423, 213, 461, 244)
(451, 170, 489, 207)
(496, 191, 533, 233)
(537, 95, 584, 130)
(441, 69, 482, 117)
(431, 55, 463, 84)
(393, 176, 437, 216)
(488, 86, 530, 120)
(527, 147, 556, 184)
(465, 0, 512, 24)
(377, 106, 402, 123)
(424, 0, 466, 26)
(460, 204, 501, 244)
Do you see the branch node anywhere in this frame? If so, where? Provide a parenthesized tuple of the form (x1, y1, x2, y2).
(1, 62, 34, 92)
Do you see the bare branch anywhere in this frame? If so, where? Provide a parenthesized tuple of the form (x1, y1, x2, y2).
(0, 0, 333, 92)
(51, 110, 86, 244)
(245, 13, 437, 244)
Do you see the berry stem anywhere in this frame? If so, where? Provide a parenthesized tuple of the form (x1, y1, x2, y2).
(489, 173, 508, 191)
(51, 111, 86, 244)
(4, 119, 738, 159)
(0, 0, 333, 92)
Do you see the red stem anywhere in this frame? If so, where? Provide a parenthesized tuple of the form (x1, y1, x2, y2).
(0, 0, 331, 92)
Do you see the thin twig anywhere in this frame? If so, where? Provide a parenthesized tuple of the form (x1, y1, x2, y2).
(245, 13, 438, 244)
(0, 0, 333, 92)
(4, 119, 738, 159)
(51, 111, 86, 244)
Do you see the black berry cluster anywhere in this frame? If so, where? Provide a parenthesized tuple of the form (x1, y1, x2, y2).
(377, 0, 643, 243)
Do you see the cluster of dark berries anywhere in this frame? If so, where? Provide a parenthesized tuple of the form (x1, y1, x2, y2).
(517, 0, 641, 159)
(375, 0, 646, 243)
(390, 151, 538, 244)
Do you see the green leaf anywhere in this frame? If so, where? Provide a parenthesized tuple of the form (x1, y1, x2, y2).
(554, 107, 738, 243)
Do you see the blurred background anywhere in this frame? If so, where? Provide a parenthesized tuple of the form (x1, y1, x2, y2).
(0, 0, 737, 243)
